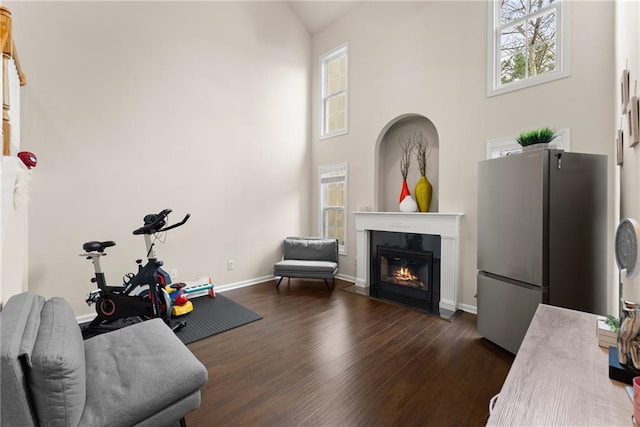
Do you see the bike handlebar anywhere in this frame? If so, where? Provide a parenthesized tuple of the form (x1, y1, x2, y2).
(132, 209, 190, 235)
(161, 213, 191, 232)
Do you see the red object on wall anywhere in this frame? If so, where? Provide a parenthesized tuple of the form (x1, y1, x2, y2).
(399, 179, 411, 203)
(17, 151, 37, 169)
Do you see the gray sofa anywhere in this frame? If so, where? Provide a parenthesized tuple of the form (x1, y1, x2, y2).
(1, 292, 208, 427)
(273, 237, 339, 290)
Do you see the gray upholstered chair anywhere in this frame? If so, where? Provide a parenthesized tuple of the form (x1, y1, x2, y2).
(273, 237, 339, 290)
(0, 292, 208, 427)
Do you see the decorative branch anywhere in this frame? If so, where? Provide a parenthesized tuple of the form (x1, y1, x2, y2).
(399, 134, 413, 180)
(413, 131, 433, 177)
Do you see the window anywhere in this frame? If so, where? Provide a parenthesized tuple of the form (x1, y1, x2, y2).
(488, 0, 569, 96)
(319, 163, 347, 254)
(320, 43, 348, 139)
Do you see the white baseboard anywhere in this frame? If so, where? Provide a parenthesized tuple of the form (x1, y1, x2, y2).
(336, 273, 356, 283)
(76, 313, 97, 324)
(458, 303, 477, 315)
(213, 275, 275, 292)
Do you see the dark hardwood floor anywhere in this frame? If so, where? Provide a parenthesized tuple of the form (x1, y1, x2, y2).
(185, 279, 514, 426)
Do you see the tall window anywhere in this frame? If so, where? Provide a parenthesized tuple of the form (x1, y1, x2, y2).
(319, 163, 347, 254)
(320, 43, 348, 139)
(488, 0, 569, 96)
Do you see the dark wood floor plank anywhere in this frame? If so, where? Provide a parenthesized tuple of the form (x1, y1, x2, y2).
(185, 279, 513, 426)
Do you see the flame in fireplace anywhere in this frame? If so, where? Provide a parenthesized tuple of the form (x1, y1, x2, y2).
(395, 266, 418, 282)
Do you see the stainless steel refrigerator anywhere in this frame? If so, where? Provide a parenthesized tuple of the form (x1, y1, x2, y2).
(477, 149, 607, 354)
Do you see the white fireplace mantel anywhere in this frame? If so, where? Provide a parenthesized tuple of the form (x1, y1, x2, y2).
(354, 212, 463, 313)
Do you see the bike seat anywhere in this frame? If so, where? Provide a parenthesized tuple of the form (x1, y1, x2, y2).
(82, 241, 116, 253)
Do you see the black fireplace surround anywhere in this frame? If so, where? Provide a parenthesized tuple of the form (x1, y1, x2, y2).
(370, 231, 441, 314)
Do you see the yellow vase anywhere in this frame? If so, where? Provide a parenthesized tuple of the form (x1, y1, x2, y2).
(414, 175, 432, 212)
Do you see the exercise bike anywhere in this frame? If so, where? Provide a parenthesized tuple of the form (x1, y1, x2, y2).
(81, 209, 189, 339)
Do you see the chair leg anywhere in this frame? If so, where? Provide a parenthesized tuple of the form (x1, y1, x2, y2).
(180, 418, 187, 427)
(276, 276, 284, 289)
(324, 279, 331, 291)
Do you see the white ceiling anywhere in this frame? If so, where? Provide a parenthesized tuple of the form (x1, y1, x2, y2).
(288, 1, 362, 35)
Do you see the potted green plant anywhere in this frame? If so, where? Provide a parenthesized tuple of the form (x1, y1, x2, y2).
(516, 127, 558, 151)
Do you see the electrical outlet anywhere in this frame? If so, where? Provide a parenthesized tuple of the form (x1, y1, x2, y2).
(170, 269, 178, 280)
(227, 260, 235, 270)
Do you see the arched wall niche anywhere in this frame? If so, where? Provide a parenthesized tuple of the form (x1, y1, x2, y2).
(374, 114, 440, 212)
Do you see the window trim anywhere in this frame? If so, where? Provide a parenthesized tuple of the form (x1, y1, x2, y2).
(320, 42, 349, 140)
(318, 162, 348, 255)
(486, 128, 571, 158)
(487, 0, 570, 97)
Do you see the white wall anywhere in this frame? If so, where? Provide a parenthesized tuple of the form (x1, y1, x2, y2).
(616, 0, 640, 304)
(1, 163, 30, 304)
(311, 1, 616, 313)
(6, 1, 311, 315)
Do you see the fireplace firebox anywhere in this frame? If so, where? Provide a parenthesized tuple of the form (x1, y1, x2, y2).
(370, 231, 441, 314)
(378, 247, 432, 289)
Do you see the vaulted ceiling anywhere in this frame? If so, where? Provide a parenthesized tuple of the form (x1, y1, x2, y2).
(288, 1, 362, 35)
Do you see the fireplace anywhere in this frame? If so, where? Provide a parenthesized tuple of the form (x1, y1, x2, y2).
(354, 212, 462, 313)
(370, 231, 441, 314)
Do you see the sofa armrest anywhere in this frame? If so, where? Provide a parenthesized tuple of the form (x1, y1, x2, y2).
(29, 297, 86, 427)
(0, 292, 45, 427)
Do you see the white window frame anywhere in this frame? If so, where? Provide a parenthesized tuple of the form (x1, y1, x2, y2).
(487, 0, 570, 97)
(318, 163, 348, 255)
(320, 42, 349, 140)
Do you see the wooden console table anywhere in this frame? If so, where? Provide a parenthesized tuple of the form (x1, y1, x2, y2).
(487, 304, 632, 426)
